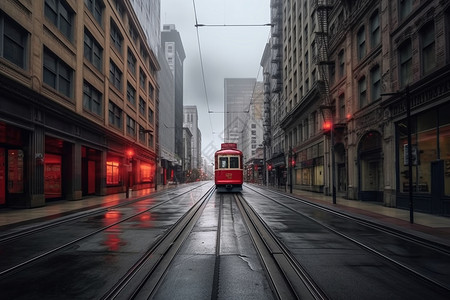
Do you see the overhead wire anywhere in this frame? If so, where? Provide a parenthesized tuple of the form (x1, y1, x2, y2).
(192, 0, 215, 136)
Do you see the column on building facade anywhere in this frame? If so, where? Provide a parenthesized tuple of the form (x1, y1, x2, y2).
(29, 125, 45, 208)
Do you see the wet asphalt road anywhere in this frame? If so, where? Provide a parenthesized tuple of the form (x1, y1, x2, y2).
(0, 182, 449, 299)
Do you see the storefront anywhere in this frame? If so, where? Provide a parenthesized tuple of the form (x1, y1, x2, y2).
(294, 142, 325, 193)
(267, 152, 285, 188)
(396, 101, 450, 215)
(0, 123, 27, 208)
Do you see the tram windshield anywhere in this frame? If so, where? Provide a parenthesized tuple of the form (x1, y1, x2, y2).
(219, 157, 228, 168)
(230, 157, 239, 168)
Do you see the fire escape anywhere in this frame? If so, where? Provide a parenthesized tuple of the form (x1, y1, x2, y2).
(266, 0, 283, 154)
(313, 0, 338, 202)
(270, 0, 282, 95)
(314, 0, 334, 111)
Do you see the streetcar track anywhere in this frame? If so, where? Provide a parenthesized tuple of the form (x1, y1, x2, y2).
(249, 184, 450, 254)
(244, 184, 450, 293)
(0, 184, 210, 279)
(104, 185, 216, 299)
(0, 183, 209, 244)
(235, 193, 328, 300)
(211, 193, 223, 300)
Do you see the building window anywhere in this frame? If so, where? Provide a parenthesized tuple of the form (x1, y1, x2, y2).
(329, 63, 335, 86)
(109, 60, 122, 90)
(399, 40, 412, 87)
(139, 125, 145, 143)
(148, 108, 154, 124)
(370, 65, 381, 102)
(139, 68, 146, 91)
(370, 11, 380, 48)
(106, 160, 120, 185)
(149, 133, 154, 148)
(338, 50, 345, 77)
(83, 81, 102, 116)
(358, 76, 367, 108)
(84, 29, 102, 71)
(110, 19, 123, 53)
(357, 26, 366, 60)
(113, 0, 123, 18)
(399, 0, 413, 21)
(126, 115, 136, 137)
(108, 101, 122, 129)
(44, 0, 73, 41)
(84, 0, 104, 26)
(127, 48, 136, 75)
(128, 22, 137, 43)
(126, 82, 136, 106)
(0, 14, 28, 69)
(421, 22, 436, 76)
(139, 97, 146, 115)
(339, 94, 346, 122)
(43, 48, 73, 98)
(149, 82, 154, 101)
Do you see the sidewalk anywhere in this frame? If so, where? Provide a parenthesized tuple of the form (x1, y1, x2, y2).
(0, 188, 158, 229)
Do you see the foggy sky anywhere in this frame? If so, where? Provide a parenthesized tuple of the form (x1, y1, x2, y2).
(161, 0, 270, 161)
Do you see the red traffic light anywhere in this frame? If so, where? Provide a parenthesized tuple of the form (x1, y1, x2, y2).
(323, 121, 332, 131)
(126, 149, 135, 158)
(267, 164, 272, 171)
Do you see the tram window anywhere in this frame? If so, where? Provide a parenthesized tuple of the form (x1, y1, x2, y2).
(219, 157, 228, 168)
(230, 157, 239, 168)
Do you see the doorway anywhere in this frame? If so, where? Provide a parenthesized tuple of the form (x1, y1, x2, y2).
(358, 131, 384, 201)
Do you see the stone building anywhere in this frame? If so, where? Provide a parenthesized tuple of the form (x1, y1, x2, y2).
(277, 0, 450, 215)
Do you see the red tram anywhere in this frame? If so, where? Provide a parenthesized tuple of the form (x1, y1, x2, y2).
(214, 143, 243, 192)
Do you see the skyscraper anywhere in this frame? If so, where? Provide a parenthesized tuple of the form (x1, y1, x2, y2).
(224, 78, 257, 149)
(161, 24, 185, 180)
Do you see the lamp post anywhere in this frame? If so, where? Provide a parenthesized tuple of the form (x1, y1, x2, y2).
(125, 148, 134, 198)
(321, 106, 337, 205)
(289, 146, 293, 194)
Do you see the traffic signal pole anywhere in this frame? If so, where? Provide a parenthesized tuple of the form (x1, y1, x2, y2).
(331, 123, 336, 204)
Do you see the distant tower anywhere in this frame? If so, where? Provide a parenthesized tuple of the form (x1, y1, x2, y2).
(161, 25, 186, 176)
(224, 78, 256, 149)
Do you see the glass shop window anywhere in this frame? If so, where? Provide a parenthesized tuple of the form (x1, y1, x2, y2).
(8, 149, 24, 194)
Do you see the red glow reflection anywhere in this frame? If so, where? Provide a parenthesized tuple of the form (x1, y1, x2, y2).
(105, 233, 122, 251)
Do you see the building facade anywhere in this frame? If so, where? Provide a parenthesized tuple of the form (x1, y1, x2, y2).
(129, 0, 160, 55)
(161, 24, 185, 181)
(0, 0, 159, 208)
(157, 44, 176, 185)
(263, 0, 286, 188)
(183, 105, 202, 171)
(274, 0, 450, 216)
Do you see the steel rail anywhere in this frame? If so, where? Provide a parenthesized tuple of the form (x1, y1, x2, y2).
(245, 184, 450, 293)
(235, 193, 328, 300)
(247, 184, 450, 254)
(102, 186, 216, 299)
(0, 184, 210, 278)
(0, 183, 209, 244)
